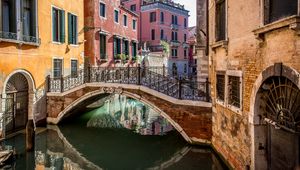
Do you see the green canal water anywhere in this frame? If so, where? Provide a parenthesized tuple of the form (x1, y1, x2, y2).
(1, 94, 228, 170)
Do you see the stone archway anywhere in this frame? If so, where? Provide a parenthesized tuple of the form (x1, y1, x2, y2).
(250, 63, 300, 169)
(2, 70, 36, 137)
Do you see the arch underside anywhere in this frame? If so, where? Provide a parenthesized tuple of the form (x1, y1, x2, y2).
(52, 89, 192, 143)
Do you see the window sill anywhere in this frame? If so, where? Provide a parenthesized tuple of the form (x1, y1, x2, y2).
(69, 44, 79, 47)
(0, 38, 40, 47)
(211, 40, 228, 52)
(253, 15, 300, 41)
(226, 104, 242, 115)
(52, 41, 63, 45)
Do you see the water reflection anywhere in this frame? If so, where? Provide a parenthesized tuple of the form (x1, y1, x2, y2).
(86, 94, 173, 135)
(1, 94, 228, 170)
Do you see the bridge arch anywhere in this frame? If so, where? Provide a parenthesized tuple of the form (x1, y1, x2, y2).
(47, 87, 192, 143)
(249, 63, 300, 169)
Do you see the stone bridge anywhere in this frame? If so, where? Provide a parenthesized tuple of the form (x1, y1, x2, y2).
(46, 67, 212, 144)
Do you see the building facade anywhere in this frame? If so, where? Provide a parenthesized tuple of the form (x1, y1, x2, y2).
(209, 0, 300, 169)
(0, 0, 84, 137)
(84, 0, 139, 67)
(122, 0, 190, 78)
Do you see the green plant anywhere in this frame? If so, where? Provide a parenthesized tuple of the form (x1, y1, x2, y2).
(160, 40, 170, 54)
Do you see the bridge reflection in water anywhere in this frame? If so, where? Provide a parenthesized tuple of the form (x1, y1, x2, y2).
(1, 94, 226, 170)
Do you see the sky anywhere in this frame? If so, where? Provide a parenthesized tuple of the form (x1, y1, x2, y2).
(174, 0, 196, 27)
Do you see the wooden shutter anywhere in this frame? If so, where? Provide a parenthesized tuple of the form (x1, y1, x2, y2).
(60, 10, 65, 43)
(68, 13, 72, 44)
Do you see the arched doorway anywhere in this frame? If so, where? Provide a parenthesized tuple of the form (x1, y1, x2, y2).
(4, 73, 29, 135)
(254, 76, 300, 169)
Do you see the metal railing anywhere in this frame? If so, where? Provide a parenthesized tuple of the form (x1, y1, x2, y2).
(0, 31, 40, 45)
(47, 66, 211, 102)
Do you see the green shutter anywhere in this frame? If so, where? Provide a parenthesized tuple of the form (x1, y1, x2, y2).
(60, 10, 65, 43)
(74, 16, 78, 44)
(52, 8, 57, 41)
(68, 13, 72, 44)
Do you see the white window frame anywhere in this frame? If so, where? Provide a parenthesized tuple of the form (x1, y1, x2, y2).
(132, 19, 137, 31)
(123, 14, 128, 27)
(52, 57, 64, 78)
(51, 5, 63, 44)
(215, 70, 243, 114)
(114, 9, 119, 24)
(70, 58, 78, 78)
(99, 1, 106, 19)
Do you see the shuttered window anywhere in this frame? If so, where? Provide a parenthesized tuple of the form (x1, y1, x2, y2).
(123, 15, 127, 26)
(132, 19, 137, 30)
(100, 34, 107, 59)
(216, 74, 225, 101)
(71, 60, 78, 78)
(228, 76, 240, 108)
(131, 42, 137, 57)
(216, 0, 226, 41)
(114, 10, 119, 23)
(53, 59, 63, 78)
(68, 13, 78, 45)
(151, 29, 155, 40)
(52, 7, 65, 43)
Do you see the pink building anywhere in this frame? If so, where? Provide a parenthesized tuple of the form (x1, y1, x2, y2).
(84, 0, 139, 66)
(122, 0, 190, 77)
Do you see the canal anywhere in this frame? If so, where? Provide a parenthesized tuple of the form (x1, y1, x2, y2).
(1, 94, 228, 170)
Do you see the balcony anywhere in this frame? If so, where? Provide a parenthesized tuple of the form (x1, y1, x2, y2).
(0, 31, 40, 46)
(170, 40, 180, 47)
(182, 42, 189, 48)
(171, 24, 179, 30)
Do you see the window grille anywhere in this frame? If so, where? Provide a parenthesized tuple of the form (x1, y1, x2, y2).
(228, 76, 240, 108)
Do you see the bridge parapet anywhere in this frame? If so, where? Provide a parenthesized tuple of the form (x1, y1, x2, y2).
(47, 66, 211, 102)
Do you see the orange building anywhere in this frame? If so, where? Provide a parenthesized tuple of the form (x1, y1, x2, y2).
(0, 0, 84, 137)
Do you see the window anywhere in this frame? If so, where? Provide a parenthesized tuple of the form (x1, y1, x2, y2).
(228, 76, 240, 108)
(160, 12, 164, 23)
(130, 4, 136, 11)
(264, 0, 297, 24)
(184, 49, 187, 58)
(113, 37, 121, 58)
(123, 15, 128, 26)
(2, 0, 17, 33)
(184, 18, 187, 28)
(150, 12, 156, 22)
(23, 0, 35, 37)
(184, 64, 187, 74)
(131, 42, 137, 57)
(171, 49, 178, 57)
(71, 60, 78, 77)
(172, 15, 178, 25)
(172, 32, 178, 41)
(114, 10, 119, 23)
(133, 19, 137, 30)
(122, 40, 129, 55)
(53, 59, 63, 78)
(68, 13, 78, 45)
(216, 74, 225, 101)
(160, 29, 164, 40)
(151, 29, 155, 40)
(52, 7, 65, 43)
(172, 63, 177, 76)
(216, 0, 226, 41)
(100, 34, 107, 59)
(184, 34, 187, 42)
(100, 3, 106, 17)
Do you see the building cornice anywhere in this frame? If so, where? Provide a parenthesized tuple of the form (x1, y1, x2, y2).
(141, 2, 189, 16)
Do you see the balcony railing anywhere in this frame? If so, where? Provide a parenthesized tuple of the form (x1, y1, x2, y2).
(0, 31, 40, 46)
(183, 42, 189, 48)
(170, 40, 180, 47)
(171, 24, 179, 30)
(47, 66, 211, 102)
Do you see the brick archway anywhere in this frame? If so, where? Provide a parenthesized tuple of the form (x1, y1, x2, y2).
(47, 86, 192, 143)
(47, 84, 212, 144)
(249, 63, 300, 169)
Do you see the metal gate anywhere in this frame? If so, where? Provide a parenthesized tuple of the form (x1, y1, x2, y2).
(261, 76, 300, 169)
(4, 73, 29, 135)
